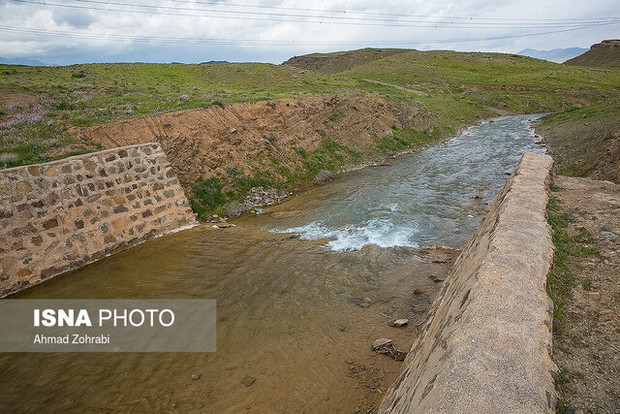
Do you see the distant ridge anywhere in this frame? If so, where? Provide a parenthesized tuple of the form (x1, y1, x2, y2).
(564, 40, 620, 68)
(200, 60, 229, 64)
(0, 56, 53, 66)
(517, 47, 587, 63)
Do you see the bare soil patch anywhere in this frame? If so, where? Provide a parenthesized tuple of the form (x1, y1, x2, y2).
(552, 175, 620, 413)
(0, 93, 36, 111)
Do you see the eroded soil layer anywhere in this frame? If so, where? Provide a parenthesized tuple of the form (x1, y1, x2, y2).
(70, 94, 431, 183)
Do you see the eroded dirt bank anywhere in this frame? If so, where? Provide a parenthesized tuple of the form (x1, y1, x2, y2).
(70, 94, 432, 184)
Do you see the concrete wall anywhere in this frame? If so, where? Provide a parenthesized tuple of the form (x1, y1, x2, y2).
(0, 143, 197, 297)
(379, 152, 557, 413)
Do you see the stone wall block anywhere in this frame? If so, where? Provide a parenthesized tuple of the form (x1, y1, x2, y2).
(0, 143, 198, 297)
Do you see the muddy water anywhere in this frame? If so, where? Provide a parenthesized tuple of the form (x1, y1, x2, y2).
(0, 115, 544, 413)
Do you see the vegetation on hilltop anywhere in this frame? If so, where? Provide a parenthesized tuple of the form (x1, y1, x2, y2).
(283, 48, 409, 75)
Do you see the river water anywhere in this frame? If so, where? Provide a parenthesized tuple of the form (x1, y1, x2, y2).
(0, 115, 545, 413)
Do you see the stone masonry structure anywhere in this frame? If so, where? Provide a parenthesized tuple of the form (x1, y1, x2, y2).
(0, 143, 197, 297)
(380, 152, 557, 413)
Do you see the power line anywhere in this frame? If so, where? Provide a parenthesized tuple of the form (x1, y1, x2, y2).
(7, 0, 620, 28)
(75, 0, 620, 24)
(1, 22, 615, 47)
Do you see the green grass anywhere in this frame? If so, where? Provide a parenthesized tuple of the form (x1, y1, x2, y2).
(547, 195, 604, 413)
(554, 365, 576, 414)
(547, 197, 577, 335)
(188, 138, 365, 217)
(0, 62, 355, 128)
(536, 103, 620, 180)
(378, 127, 440, 153)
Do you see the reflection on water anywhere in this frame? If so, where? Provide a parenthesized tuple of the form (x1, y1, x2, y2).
(0, 115, 544, 413)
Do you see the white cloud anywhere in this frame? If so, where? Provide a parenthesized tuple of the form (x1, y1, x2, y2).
(0, 0, 617, 64)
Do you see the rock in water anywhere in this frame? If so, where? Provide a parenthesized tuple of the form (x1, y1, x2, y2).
(372, 338, 408, 361)
(372, 338, 393, 351)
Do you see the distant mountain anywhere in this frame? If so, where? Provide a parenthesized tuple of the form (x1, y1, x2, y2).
(0, 56, 54, 66)
(564, 40, 620, 68)
(199, 60, 229, 64)
(517, 47, 588, 63)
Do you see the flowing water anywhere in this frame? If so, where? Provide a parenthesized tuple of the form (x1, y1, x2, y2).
(243, 114, 546, 251)
(0, 115, 545, 413)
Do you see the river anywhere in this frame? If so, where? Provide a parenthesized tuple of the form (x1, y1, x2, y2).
(0, 114, 545, 413)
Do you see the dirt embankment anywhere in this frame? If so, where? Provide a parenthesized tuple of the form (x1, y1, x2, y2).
(70, 94, 432, 183)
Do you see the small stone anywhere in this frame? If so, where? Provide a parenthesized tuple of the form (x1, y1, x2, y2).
(372, 338, 407, 361)
(600, 231, 616, 239)
(42, 218, 59, 230)
(388, 319, 409, 327)
(229, 128, 237, 133)
(413, 289, 423, 295)
(44, 166, 58, 177)
(191, 374, 201, 381)
(350, 297, 372, 308)
(241, 376, 256, 387)
(17, 268, 32, 277)
(372, 338, 393, 350)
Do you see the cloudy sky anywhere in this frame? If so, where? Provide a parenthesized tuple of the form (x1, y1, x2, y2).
(0, 0, 618, 65)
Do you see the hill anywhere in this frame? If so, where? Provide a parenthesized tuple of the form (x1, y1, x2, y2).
(564, 40, 620, 68)
(282, 48, 409, 74)
(517, 47, 587, 63)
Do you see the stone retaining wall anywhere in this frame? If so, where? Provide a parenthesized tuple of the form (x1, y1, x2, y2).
(0, 143, 197, 297)
(379, 152, 557, 413)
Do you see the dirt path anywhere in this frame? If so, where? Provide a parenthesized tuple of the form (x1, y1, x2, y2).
(552, 175, 620, 413)
(362, 79, 428, 96)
